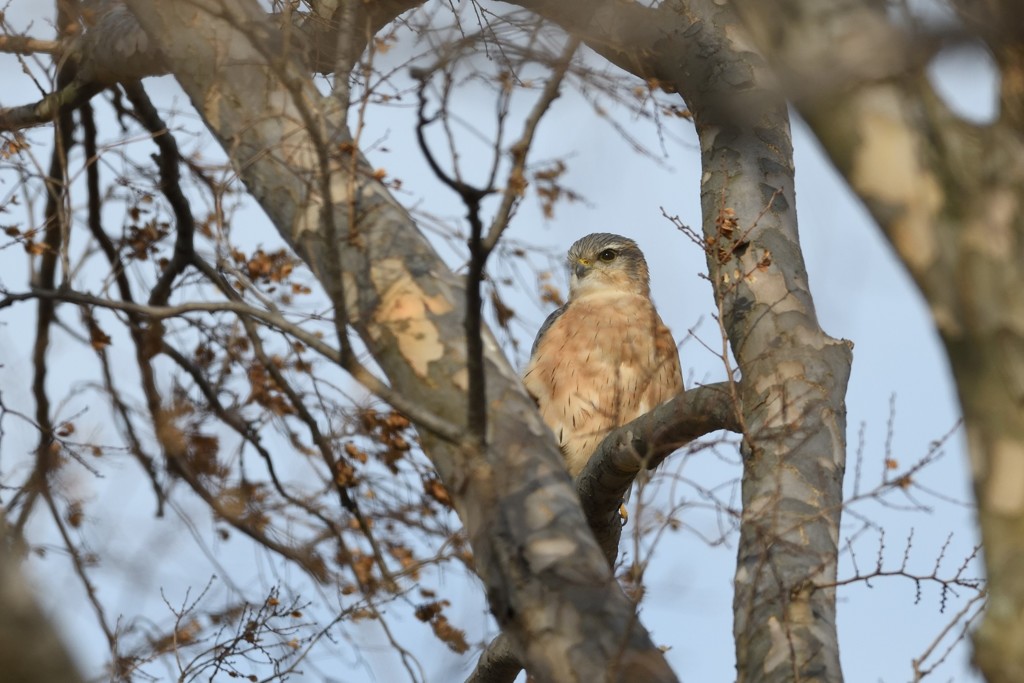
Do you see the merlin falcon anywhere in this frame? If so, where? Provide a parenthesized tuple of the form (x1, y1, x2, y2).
(523, 233, 683, 477)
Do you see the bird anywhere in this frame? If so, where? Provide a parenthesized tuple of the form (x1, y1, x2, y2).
(523, 233, 683, 479)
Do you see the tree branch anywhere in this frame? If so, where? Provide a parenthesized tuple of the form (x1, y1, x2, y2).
(580, 382, 740, 564)
(493, 2, 854, 681)
(117, 2, 678, 680)
(0, 0, 427, 132)
(729, 2, 1024, 681)
(470, 382, 740, 681)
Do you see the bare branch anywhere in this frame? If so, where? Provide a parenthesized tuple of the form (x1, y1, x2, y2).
(0, 34, 59, 55)
(580, 382, 740, 563)
(1, 284, 467, 444)
(472, 381, 740, 680)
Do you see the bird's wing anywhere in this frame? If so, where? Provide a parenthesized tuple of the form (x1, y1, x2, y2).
(529, 302, 569, 358)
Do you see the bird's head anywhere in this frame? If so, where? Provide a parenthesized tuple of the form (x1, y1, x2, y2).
(566, 233, 650, 299)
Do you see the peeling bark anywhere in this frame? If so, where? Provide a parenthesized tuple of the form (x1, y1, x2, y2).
(493, 3, 852, 681)
(731, 2, 1024, 681)
(0, 1, 861, 681)
(9, 0, 1024, 680)
(471, 382, 742, 681)
(675, 6, 852, 682)
(116, 1, 677, 680)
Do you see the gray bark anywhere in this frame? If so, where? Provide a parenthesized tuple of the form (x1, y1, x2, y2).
(15, 0, 1024, 680)
(675, 6, 852, 681)
(0, 2, 856, 681)
(731, 2, 1024, 681)
(472, 382, 741, 681)
(503, 2, 853, 681)
(117, 1, 676, 681)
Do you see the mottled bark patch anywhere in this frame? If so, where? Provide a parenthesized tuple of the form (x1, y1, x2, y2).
(371, 258, 451, 378)
(989, 439, 1024, 515)
(851, 86, 942, 274)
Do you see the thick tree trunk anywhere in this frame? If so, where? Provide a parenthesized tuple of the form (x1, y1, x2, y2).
(118, 1, 676, 680)
(679, 6, 852, 682)
(731, 2, 1024, 681)
(1, 2, 855, 680)
(868, 8, 1024, 680)
(504, 2, 853, 681)
(953, 332, 1024, 683)
(471, 382, 741, 681)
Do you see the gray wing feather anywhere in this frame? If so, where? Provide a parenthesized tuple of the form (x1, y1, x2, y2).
(529, 303, 569, 358)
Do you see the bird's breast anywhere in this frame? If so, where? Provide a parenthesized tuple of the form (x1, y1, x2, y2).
(522, 294, 682, 476)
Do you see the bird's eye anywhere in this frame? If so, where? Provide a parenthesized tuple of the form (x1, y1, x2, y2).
(598, 249, 617, 262)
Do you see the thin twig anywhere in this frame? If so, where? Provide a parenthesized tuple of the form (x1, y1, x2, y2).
(483, 35, 580, 252)
(3, 284, 466, 444)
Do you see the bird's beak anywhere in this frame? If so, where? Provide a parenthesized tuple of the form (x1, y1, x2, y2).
(574, 258, 591, 279)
